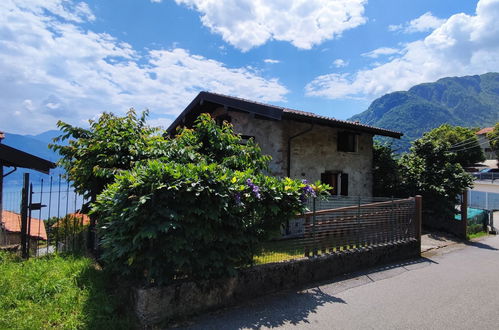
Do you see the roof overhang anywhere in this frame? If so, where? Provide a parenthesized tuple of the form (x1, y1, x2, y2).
(0, 144, 56, 174)
(167, 91, 403, 139)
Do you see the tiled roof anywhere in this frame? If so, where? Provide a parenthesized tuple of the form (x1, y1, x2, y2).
(476, 127, 494, 135)
(167, 91, 403, 138)
(53, 213, 90, 227)
(1, 210, 47, 240)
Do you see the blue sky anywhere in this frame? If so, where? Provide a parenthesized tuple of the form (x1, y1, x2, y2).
(0, 0, 496, 134)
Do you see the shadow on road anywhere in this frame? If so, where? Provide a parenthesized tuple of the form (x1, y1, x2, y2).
(183, 258, 436, 329)
(465, 240, 499, 251)
(184, 287, 345, 329)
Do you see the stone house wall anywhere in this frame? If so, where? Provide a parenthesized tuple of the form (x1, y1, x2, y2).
(213, 108, 374, 197)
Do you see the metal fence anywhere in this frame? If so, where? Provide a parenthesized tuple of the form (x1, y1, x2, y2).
(468, 190, 499, 211)
(1, 174, 86, 258)
(254, 196, 419, 265)
(472, 173, 499, 181)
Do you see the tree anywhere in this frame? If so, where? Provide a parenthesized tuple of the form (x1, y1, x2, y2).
(50, 109, 168, 250)
(399, 138, 473, 225)
(50, 109, 167, 208)
(419, 124, 484, 167)
(92, 114, 329, 284)
(487, 122, 499, 160)
(372, 143, 402, 197)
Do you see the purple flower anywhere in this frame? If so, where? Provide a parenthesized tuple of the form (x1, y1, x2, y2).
(302, 184, 316, 197)
(302, 179, 308, 184)
(246, 178, 261, 199)
(234, 192, 242, 204)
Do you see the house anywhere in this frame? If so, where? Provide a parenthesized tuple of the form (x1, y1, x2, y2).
(167, 92, 402, 197)
(53, 212, 90, 227)
(476, 127, 496, 161)
(0, 210, 47, 247)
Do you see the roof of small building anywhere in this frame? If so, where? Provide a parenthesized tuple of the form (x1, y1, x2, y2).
(1, 210, 47, 240)
(476, 127, 494, 135)
(53, 213, 90, 227)
(0, 143, 56, 174)
(167, 91, 403, 139)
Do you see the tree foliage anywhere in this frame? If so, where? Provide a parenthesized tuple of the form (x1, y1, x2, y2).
(418, 124, 484, 167)
(372, 126, 474, 225)
(92, 114, 329, 284)
(50, 109, 168, 208)
(372, 143, 402, 197)
(399, 138, 473, 223)
(487, 122, 499, 160)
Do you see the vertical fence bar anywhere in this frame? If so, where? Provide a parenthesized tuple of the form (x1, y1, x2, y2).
(46, 176, 53, 255)
(20, 173, 29, 259)
(56, 175, 61, 253)
(36, 179, 44, 257)
(64, 181, 70, 250)
(73, 190, 77, 251)
(415, 195, 422, 255)
(312, 197, 317, 256)
(356, 196, 361, 249)
(26, 183, 34, 258)
(461, 190, 468, 239)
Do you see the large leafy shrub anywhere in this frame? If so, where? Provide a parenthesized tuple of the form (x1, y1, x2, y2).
(93, 114, 327, 284)
(50, 109, 168, 207)
(399, 138, 473, 224)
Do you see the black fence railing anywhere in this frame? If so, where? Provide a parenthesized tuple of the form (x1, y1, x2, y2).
(0, 174, 87, 258)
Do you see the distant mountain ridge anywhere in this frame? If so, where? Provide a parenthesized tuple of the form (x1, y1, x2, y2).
(349, 72, 499, 151)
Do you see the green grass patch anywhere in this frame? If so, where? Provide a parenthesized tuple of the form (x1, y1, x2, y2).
(0, 252, 134, 329)
(467, 231, 489, 240)
(253, 239, 305, 264)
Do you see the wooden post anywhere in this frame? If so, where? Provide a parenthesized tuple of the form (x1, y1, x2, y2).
(461, 190, 468, 240)
(0, 161, 3, 244)
(20, 173, 29, 258)
(415, 195, 422, 254)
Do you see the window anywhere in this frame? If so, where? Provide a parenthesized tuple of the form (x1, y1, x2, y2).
(239, 134, 255, 145)
(321, 172, 349, 196)
(215, 114, 232, 126)
(338, 131, 357, 152)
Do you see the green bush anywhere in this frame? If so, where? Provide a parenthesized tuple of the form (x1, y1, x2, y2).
(93, 114, 327, 285)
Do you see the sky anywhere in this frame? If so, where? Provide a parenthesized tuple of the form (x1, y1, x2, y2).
(1, 0, 498, 135)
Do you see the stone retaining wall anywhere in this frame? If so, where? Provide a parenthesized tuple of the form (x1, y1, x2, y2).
(133, 239, 419, 325)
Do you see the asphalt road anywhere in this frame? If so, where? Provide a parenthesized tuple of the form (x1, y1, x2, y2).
(181, 235, 499, 330)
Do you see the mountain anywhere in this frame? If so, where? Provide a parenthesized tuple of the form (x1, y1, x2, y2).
(349, 72, 499, 151)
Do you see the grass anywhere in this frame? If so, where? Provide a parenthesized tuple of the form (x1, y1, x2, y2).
(467, 231, 489, 240)
(253, 239, 360, 265)
(253, 239, 305, 264)
(0, 251, 134, 329)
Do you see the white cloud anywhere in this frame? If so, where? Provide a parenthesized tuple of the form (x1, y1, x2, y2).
(150, 0, 162, 3)
(146, 117, 173, 129)
(263, 59, 280, 64)
(333, 59, 348, 67)
(389, 12, 445, 34)
(174, 0, 368, 51)
(0, 0, 288, 134)
(361, 47, 399, 58)
(306, 0, 499, 100)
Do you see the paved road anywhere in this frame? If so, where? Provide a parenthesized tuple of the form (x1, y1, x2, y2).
(181, 236, 499, 330)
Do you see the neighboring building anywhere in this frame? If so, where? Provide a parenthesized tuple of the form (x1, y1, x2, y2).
(476, 127, 496, 160)
(0, 210, 47, 246)
(167, 92, 403, 197)
(53, 213, 90, 228)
